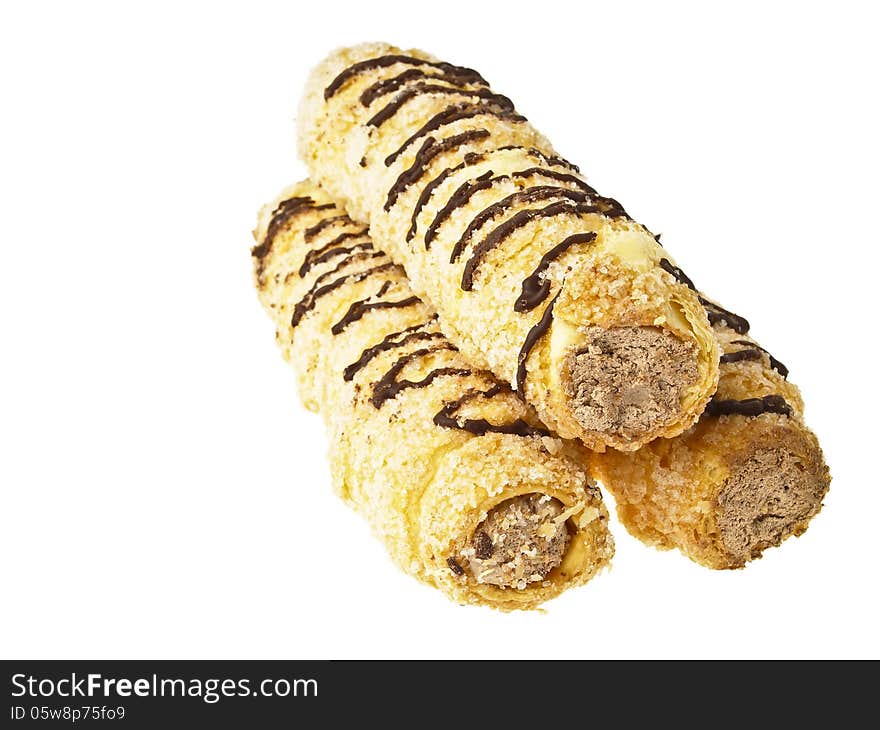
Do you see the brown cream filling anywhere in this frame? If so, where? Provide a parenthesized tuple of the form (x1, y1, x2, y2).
(566, 326, 699, 439)
(459, 494, 570, 589)
(717, 448, 826, 565)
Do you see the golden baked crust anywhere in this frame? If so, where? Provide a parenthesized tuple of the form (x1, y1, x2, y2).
(297, 43, 719, 451)
(252, 180, 613, 609)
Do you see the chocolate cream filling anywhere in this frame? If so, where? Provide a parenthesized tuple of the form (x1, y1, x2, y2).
(457, 494, 571, 589)
(566, 326, 699, 440)
(717, 447, 827, 565)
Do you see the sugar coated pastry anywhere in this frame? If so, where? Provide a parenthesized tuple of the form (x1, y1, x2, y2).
(592, 259, 830, 569)
(297, 42, 720, 452)
(252, 180, 613, 609)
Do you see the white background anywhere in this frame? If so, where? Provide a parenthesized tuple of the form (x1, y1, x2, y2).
(2, 1, 877, 659)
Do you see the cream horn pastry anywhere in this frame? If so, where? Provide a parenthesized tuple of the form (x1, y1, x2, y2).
(592, 258, 830, 569)
(297, 42, 720, 452)
(252, 180, 613, 609)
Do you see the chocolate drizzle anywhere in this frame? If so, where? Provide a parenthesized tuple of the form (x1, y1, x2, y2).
(332, 293, 421, 335)
(361, 68, 427, 106)
(509, 167, 597, 194)
(516, 293, 560, 397)
(406, 148, 579, 243)
(385, 103, 525, 167)
(257, 197, 318, 255)
(658, 259, 752, 335)
(495, 145, 580, 173)
(451, 170, 622, 221)
(359, 67, 487, 107)
(366, 83, 513, 128)
(660, 256, 791, 378)
(290, 260, 397, 329)
(515, 232, 597, 312)
(451, 188, 591, 264)
(251, 197, 334, 276)
(462, 200, 598, 290)
(344, 322, 442, 381)
(425, 165, 598, 249)
(701, 298, 751, 335)
(406, 152, 486, 241)
(433, 385, 550, 437)
(369, 344, 460, 407)
(657, 258, 791, 396)
(324, 54, 487, 100)
(658, 258, 697, 291)
(661, 255, 793, 377)
(423, 169, 495, 248)
(707, 395, 792, 418)
(298, 235, 372, 277)
(720, 349, 763, 365)
(373, 366, 472, 408)
(731, 340, 789, 378)
(304, 215, 354, 241)
(597, 196, 629, 219)
(385, 130, 490, 211)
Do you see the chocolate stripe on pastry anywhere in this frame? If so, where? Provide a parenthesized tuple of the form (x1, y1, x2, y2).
(406, 148, 580, 242)
(252, 197, 335, 275)
(731, 339, 789, 378)
(332, 293, 422, 335)
(594, 195, 629, 218)
(256, 197, 323, 256)
(515, 232, 597, 312)
(659, 258, 752, 335)
(304, 215, 360, 241)
(318, 229, 371, 250)
(706, 395, 792, 418)
(426, 168, 597, 249)
(385, 104, 526, 167)
(462, 200, 598, 290)
(719, 348, 763, 366)
(324, 54, 487, 99)
(369, 343, 459, 407)
(495, 145, 580, 173)
(385, 130, 491, 211)
(290, 260, 399, 328)
(298, 235, 373, 277)
(701, 298, 751, 335)
(405, 152, 486, 241)
(296, 249, 385, 288)
(450, 187, 591, 264)
(366, 83, 514, 128)
(372, 367, 473, 408)
(509, 167, 597, 194)
(360, 67, 488, 107)
(423, 169, 495, 248)
(658, 258, 697, 291)
(661, 258, 786, 373)
(516, 293, 560, 397)
(434, 385, 550, 437)
(344, 324, 443, 381)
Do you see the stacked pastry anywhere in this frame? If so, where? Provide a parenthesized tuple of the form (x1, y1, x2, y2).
(251, 43, 829, 608)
